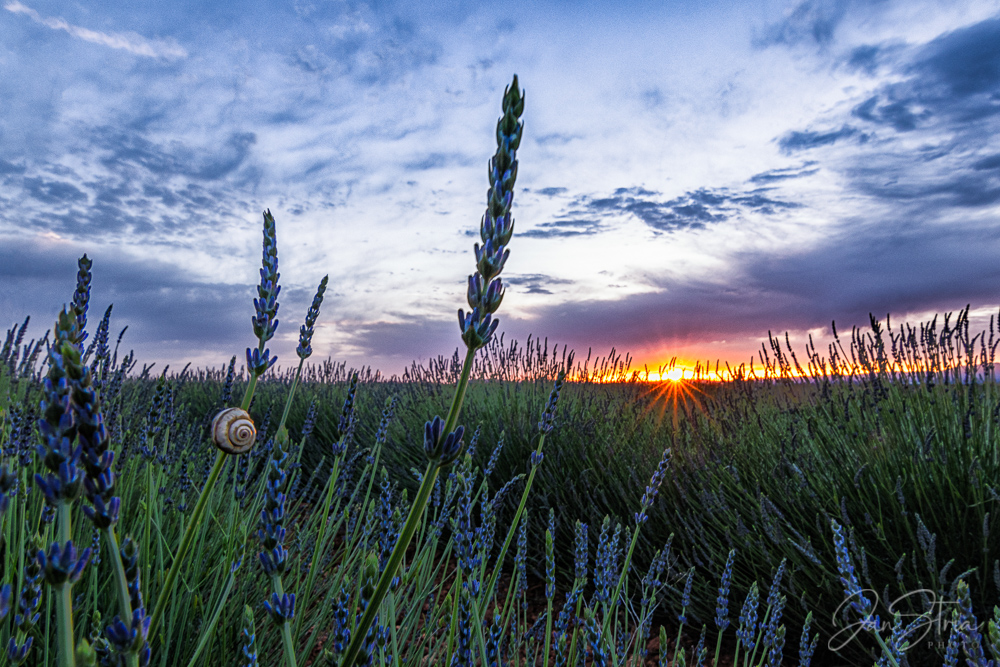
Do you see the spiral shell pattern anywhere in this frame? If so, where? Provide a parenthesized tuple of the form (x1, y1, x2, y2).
(212, 408, 256, 455)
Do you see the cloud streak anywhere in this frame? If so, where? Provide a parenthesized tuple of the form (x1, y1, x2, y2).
(4, 1, 186, 59)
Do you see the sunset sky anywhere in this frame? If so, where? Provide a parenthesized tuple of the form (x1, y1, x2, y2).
(2, 0, 1000, 378)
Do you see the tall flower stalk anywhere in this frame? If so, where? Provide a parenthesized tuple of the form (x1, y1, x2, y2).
(259, 274, 328, 667)
(149, 210, 281, 639)
(36, 306, 95, 667)
(338, 74, 524, 667)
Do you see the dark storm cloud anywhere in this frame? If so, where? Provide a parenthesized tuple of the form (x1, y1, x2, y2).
(912, 17, 1000, 99)
(0, 235, 332, 370)
(402, 152, 475, 171)
(288, 4, 442, 85)
(755, 0, 851, 47)
(973, 154, 1000, 171)
(828, 17, 1000, 147)
(3, 148, 255, 240)
(499, 214, 1000, 359)
(851, 96, 925, 131)
(22, 177, 88, 205)
(777, 126, 865, 153)
(524, 186, 801, 238)
(748, 163, 818, 183)
(504, 273, 573, 295)
(94, 128, 258, 182)
(340, 316, 458, 365)
(0, 160, 26, 175)
(519, 218, 607, 238)
(787, 15, 1000, 213)
(845, 45, 881, 74)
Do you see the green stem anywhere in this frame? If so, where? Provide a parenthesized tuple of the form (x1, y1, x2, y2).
(148, 371, 259, 640)
(292, 454, 341, 640)
(55, 501, 75, 667)
(341, 461, 439, 667)
(713, 626, 725, 667)
(603, 521, 642, 637)
(542, 596, 554, 667)
(103, 527, 140, 667)
(148, 449, 226, 642)
(483, 433, 546, 604)
(277, 358, 305, 435)
(183, 565, 239, 667)
(443, 346, 477, 435)
(272, 575, 299, 667)
(340, 345, 477, 667)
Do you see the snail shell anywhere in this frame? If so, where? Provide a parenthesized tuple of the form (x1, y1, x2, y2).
(212, 408, 256, 455)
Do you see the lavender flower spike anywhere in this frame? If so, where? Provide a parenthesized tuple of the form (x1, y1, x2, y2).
(37, 541, 91, 586)
(296, 275, 328, 359)
(71, 254, 93, 348)
(458, 75, 524, 351)
(634, 447, 671, 524)
(830, 519, 875, 623)
(716, 549, 736, 630)
(248, 209, 280, 375)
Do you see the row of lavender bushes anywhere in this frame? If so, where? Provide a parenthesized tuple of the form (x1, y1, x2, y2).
(1, 75, 999, 667)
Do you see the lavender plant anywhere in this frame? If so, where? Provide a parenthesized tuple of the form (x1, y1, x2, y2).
(149, 209, 281, 638)
(337, 74, 524, 667)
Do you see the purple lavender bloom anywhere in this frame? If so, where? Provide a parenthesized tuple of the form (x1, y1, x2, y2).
(457, 75, 524, 351)
(87, 304, 112, 372)
(241, 605, 259, 667)
(105, 607, 151, 661)
(7, 637, 33, 665)
(337, 373, 359, 440)
(574, 521, 589, 581)
(483, 430, 504, 476)
(516, 512, 528, 605)
(264, 592, 295, 625)
(37, 541, 91, 586)
(485, 617, 504, 667)
(258, 443, 290, 577)
(538, 372, 566, 435)
(953, 580, 990, 665)
(297, 275, 328, 359)
(14, 553, 41, 634)
(71, 254, 92, 348)
(736, 582, 760, 651)
(545, 510, 556, 599)
(798, 611, 819, 667)
(716, 549, 736, 631)
(0, 585, 10, 621)
(246, 347, 277, 376)
(766, 623, 786, 667)
(221, 355, 237, 405)
(585, 609, 607, 667)
(942, 616, 961, 667)
(830, 519, 875, 622)
(694, 626, 708, 667)
(678, 567, 695, 624)
(635, 447, 671, 524)
(423, 416, 466, 467)
(248, 210, 280, 375)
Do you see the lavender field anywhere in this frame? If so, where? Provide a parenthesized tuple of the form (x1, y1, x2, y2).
(1, 75, 1000, 667)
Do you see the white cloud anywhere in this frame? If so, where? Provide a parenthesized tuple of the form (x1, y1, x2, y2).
(3, 1, 186, 59)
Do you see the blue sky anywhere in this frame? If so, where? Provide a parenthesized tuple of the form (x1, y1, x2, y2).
(2, 0, 1000, 378)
